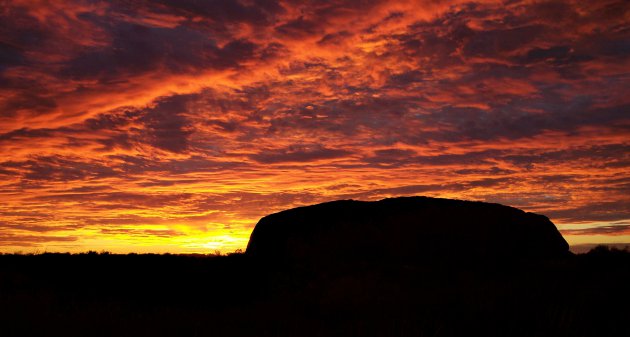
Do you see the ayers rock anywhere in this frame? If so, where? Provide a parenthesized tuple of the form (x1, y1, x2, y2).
(246, 196, 570, 267)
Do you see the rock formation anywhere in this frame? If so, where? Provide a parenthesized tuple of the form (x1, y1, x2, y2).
(246, 196, 570, 267)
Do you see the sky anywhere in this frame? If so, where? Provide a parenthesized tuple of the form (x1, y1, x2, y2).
(0, 0, 629, 253)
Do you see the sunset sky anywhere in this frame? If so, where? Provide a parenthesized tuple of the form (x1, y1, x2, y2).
(1, 0, 629, 253)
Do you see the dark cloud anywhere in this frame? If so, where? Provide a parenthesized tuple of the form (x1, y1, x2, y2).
(518, 46, 582, 65)
(60, 15, 263, 82)
(357, 178, 515, 199)
(454, 167, 515, 175)
(110, 155, 245, 175)
(395, 22, 466, 69)
(413, 150, 501, 166)
(463, 25, 546, 58)
(318, 30, 352, 45)
(0, 93, 58, 116)
(418, 99, 630, 142)
(546, 201, 630, 223)
(1, 156, 118, 183)
(0, 42, 26, 71)
(561, 225, 630, 236)
(0, 95, 197, 154)
(363, 149, 501, 168)
(502, 145, 630, 169)
(341, 183, 467, 199)
(0, 127, 56, 142)
(0, 5, 48, 72)
(364, 149, 417, 165)
(344, 178, 513, 201)
(0, 233, 78, 247)
(275, 17, 323, 38)
(140, 95, 195, 153)
(465, 177, 514, 188)
(257, 42, 289, 61)
(60, 21, 216, 80)
(1, 223, 78, 233)
(250, 145, 352, 164)
(84, 109, 140, 131)
(31, 191, 192, 206)
(191, 191, 321, 218)
(148, 0, 284, 25)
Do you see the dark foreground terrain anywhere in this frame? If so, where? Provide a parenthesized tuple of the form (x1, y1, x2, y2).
(1, 247, 629, 337)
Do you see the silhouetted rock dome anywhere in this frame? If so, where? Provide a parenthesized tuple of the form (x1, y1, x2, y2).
(246, 196, 569, 267)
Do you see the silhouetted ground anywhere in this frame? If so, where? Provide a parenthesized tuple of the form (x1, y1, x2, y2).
(1, 247, 629, 337)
